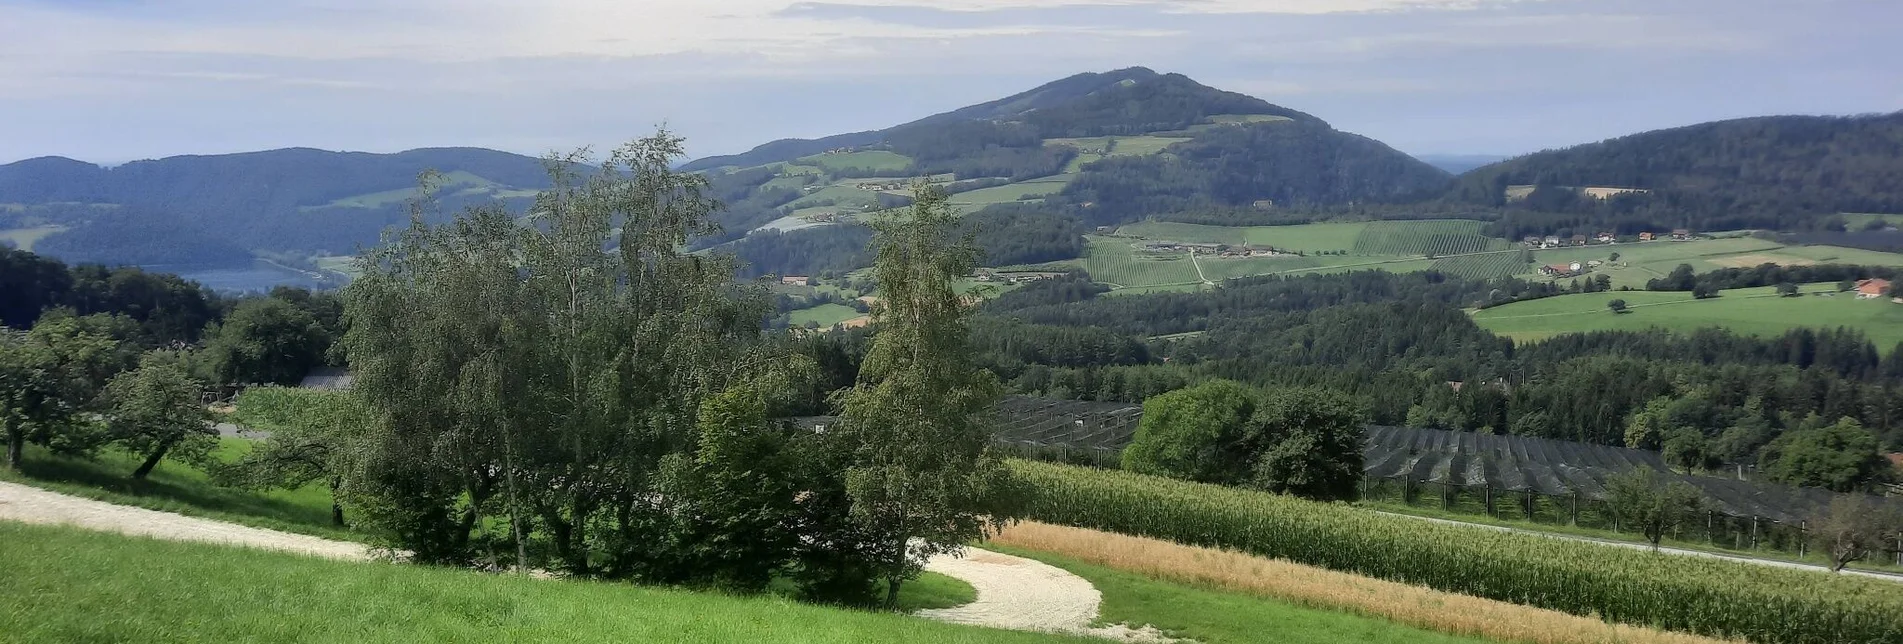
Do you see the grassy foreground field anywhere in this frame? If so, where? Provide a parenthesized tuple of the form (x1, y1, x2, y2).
(0, 523, 1078, 644)
(1011, 460, 1903, 644)
(1473, 283, 1903, 349)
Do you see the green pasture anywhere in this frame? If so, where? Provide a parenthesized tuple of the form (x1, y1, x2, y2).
(1473, 283, 1903, 350)
(795, 150, 913, 173)
(1350, 220, 1508, 256)
(787, 303, 864, 328)
(948, 175, 1073, 206)
(1114, 221, 1369, 254)
(0, 225, 68, 251)
(790, 185, 886, 211)
(1839, 213, 1899, 230)
(1517, 238, 1903, 289)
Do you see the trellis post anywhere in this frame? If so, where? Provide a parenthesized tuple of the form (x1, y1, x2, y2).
(1797, 521, 1806, 558)
(1569, 494, 1578, 527)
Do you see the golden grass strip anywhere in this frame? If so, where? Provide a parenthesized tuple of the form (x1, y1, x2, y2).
(990, 521, 1739, 644)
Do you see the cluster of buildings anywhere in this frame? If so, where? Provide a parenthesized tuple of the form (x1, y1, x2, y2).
(1522, 229, 1693, 249)
(1139, 242, 1284, 258)
(1538, 261, 1599, 278)
(853, 181, 909, 191)
(973, 270, 1065, 284)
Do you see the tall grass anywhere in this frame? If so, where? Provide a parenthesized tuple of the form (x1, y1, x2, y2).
(1011, 460, 1903, 644)
(993, 521, 1736, 644)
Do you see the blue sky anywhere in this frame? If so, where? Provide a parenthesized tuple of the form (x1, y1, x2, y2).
(1, 0, 1896, 164)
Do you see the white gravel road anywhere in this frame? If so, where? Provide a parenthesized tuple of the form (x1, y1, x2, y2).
(0, 480, 376, 561)
(919, 547, 1176, 642)
(1, 480, 1165, 639)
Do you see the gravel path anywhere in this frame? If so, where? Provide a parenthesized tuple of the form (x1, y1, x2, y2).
(0, 480, 376, 561)
(1, 480, 1164, 639)
(919, 547, 1176, 642)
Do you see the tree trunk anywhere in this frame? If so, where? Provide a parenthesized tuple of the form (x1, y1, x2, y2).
(5, 426, 22, 472)
(131, 440, 175, 480)
(885, 577, 903, 610)
(329, 476, 345, 526)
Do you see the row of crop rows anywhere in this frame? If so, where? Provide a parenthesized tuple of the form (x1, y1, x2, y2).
(1351, 220, 1510, 257)
(1013, 460, 1903, 644)
(1428, 252, 1531, 280)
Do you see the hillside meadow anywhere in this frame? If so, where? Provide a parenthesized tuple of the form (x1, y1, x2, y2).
(1472, 283, 1903, 349)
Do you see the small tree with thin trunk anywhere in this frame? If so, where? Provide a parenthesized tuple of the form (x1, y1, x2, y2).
(1604, 467, 1706, 551)
(222, 386, 367, 526)
(104, 353, 215, 480)
(1809, 494, 1902, 573)
(1607, 298, 1628, 313)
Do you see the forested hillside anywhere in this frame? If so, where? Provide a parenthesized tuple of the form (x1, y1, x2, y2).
(1451, 113, 1903, 235)
(0, 147, 550, 261)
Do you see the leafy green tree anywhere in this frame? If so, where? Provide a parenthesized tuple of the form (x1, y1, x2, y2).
(1837, 278, 1859, 292)
(201, 297, 332, 386)
(1604, 467, 1706, 550)
(1608, 252, 1621, 263)
(832, 182, 1018, 608)
(223, 386, 368, 526)
(1661, 428, 1713, 472)
(1761, 417, 1890, 492)
(1607, 298, 1628, 313)
(0, 317, 126, 470)
(1247, 387, 1367, 501)
(1691, 283, 1720, 299)
(103, 353, 215, 479)
(1121, 380, 1259, 484)
(1776, 282, 1800, 297)
(1809, 494, 1903, 573)
(1623, 397, 1674, 450)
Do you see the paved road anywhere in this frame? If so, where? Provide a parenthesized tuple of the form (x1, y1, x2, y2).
(1377, 511, 1903, 583)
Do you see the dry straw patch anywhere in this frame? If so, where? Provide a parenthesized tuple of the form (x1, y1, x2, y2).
(990, 521, 1739, 644)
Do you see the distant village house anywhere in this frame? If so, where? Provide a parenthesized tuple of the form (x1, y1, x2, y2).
(780, 275, 811, 287)
(1856, 278, 1892, 300)
(1638, 232, 1654, 242)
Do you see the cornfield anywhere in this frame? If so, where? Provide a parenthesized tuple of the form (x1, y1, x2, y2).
(1011, 460, 1903, 644)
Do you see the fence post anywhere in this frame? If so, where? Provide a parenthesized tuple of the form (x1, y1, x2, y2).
(1750, 517, 1759, 550)
(1798, 521, 1806, 558)
(1570, 494, 1578, 527)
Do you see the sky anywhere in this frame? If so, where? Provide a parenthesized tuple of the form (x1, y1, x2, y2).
(1, 0, 1897, 164)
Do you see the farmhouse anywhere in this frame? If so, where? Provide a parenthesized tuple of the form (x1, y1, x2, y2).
(1672, 228, 1692, 240)
(1639, 232, 1654, 242)
(1539, 263, 1584, 278)
(1542, 235, 1562, 247)
(1856, 278, 1892, 299)
(1570, 234, 1588, 246)
(780, 275, 811, 287)
(1252, 199, 1276, 210)
(1595, 232, 1615, 243)
(1522, 235, 1542, 246)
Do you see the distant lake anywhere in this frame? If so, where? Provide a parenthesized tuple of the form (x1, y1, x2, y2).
(150, 260, 344, 293)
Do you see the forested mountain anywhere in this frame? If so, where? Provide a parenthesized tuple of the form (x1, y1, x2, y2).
(1450, 113, 1903, 234)
(0, 147, 550, 262)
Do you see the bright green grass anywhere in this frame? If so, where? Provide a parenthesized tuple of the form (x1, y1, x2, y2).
(1779, 244, 1903, 265)
(895, 572, 978, 612)
(1473, 283, 1903, 350)
(1104, 136, 1191, 156)
(948, 176, 1074, 205)
(0, 523, 1077, 644)
(1, 440, 350, 540)
(763, 174, 816, 191)
(311, 254, 360, 278)
(1083, 237, 1204, 289)
(1351, 220, 1508, 256)
(1115, 221, 1370, 254)
(0, 224, 67, 251)
(790, 185, 885, 211)
(787, 303, 863, 328)
(989, 546, 1486, 644)
(796, 150, 913, 173)
(1195, 255, 1324, 281)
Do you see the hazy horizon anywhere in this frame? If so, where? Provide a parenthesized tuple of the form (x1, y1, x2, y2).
(3, 0, 1897, 164)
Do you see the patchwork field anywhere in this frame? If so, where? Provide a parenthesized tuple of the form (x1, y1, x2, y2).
(0, 225, 67, 251)
(948, 175, 1074, 206)
(1092, 220, 1517, 291)
(1472, 283, 1903, 350)
(1114, 221, 1369, 253)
